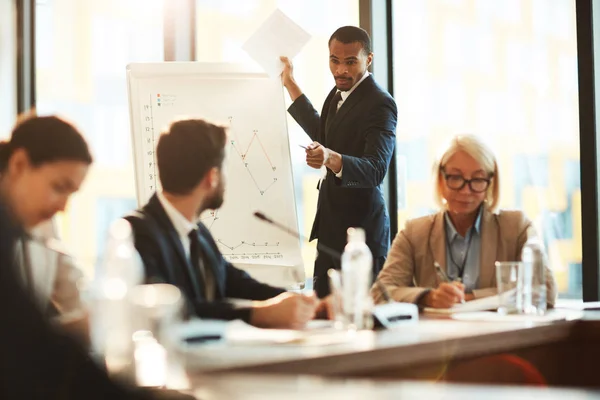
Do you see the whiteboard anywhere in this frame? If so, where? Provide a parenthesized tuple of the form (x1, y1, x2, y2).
(126, 62, 304, 288)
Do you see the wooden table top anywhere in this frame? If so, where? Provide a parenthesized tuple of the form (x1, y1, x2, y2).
(180, 309, 584, 375)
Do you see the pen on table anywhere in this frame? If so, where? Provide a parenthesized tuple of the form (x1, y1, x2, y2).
(434, 262, 465, 304)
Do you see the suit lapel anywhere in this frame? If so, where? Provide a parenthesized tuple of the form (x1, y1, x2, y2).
(196, 224, 225, 299)
(145, 195, 203, 300)
(321, 88, 337, 145)
(326, 76, 375, 141)
(429, 212, 447, 278)
(479, 208, 499, 288)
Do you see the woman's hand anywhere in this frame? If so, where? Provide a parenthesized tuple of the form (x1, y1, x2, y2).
(423, 282, 465, 308)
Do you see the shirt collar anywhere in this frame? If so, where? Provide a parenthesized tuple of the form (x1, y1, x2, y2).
(156, 191, 197, 237)
(444, 206, 483, 240)
(339, 70, 370, 102)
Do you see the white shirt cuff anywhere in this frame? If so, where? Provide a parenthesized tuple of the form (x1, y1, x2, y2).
(334, 164, 343, 178)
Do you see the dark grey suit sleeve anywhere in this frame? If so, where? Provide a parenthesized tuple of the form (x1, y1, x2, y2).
(224, 262, 286, 301)
(287, 94, 321, 142)
(337, 97, 397, 188)
(190, 263, 284, 322)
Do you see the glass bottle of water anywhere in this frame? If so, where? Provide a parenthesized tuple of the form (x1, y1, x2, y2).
(90, 219, 144, 377)
(341, 227, 374, 330)
(521, 237, 547, 315)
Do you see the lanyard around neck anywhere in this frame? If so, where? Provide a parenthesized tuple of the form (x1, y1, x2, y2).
(444, 217, 475, 279)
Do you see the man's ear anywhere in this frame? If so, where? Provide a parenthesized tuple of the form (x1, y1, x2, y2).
(367, 52, 373, 68)
(7, 148, 30, 177)
(207, 167, 220, 189)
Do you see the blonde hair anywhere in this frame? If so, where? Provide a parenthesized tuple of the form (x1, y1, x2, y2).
(432, 134, 500, 211)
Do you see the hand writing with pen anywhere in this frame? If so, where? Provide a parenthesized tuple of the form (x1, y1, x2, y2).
(421, 263, 474, 308)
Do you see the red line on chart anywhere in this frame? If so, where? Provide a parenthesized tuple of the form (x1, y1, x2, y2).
(200, 210, 219, 229)
(253, 133, 275, 169)
(242, 134, 257, 159)
(232, 131, 275, 169)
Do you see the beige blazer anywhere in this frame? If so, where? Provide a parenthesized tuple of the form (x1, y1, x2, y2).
(371, 208, 557, 306)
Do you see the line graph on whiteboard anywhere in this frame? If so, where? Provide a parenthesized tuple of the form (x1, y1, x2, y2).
(227, 116, 280, 197)
(199, 209, 282, 260)
(137, 89, 292, 262)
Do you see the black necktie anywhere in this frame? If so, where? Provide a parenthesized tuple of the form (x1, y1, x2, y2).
(188, 229, 215, 301)
(325, 91, 343, 139)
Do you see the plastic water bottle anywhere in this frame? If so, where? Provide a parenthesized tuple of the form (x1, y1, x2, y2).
(90, 219, 144, 377)
(521, 237, 547, 315)
(341, 227, 374, 330)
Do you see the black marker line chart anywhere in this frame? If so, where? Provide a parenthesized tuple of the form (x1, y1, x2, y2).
(201, 209, 283, 259)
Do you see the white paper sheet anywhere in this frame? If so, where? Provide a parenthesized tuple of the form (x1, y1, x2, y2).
(242, 9, 311, 78)
(423, 289, 516, 315)
(225, 320, 349, 346)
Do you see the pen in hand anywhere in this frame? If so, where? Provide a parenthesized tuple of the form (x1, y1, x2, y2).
(434, 262, 465, 304)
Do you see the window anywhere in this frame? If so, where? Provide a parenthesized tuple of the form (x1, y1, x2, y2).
(392, 0, 581, 298)
(196, 0, 360, 278)
(0, 0, 17, 137)
(35, 0, 164, 275)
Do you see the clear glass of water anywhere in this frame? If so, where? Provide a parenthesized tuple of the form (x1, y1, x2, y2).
(520, 261, 547, 315)
(495, 261, 521, 315)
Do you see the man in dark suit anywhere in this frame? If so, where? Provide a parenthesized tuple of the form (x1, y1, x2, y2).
(281, 26, 398, 297)
(125, 119, 319, 329)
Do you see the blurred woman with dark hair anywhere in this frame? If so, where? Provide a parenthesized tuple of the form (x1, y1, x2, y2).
(0, 115, 93, 343)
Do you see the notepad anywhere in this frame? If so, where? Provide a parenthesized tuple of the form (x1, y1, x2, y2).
(424, 289, 515, 315)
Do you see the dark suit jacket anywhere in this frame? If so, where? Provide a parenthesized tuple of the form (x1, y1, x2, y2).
(288, 75, 397, 263)
(0, 202, 159, 399)
(125, 194, 285, 322)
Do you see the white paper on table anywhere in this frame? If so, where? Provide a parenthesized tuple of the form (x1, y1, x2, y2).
(225, 320, 350, 346)
(242, 9, 311, 78)
(423, 289, 517, 315)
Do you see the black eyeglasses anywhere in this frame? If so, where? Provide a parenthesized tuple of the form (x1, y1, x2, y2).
(441, 168, 492, 193)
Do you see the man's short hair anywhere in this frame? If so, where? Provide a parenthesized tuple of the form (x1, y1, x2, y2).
(156, 118, 227, 195)
(328, 26, 372, 54)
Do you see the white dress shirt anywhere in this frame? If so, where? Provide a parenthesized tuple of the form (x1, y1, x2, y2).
(156, 190, 197, 261)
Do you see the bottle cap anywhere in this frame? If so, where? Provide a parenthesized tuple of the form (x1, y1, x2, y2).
(347, 227, 366, 243)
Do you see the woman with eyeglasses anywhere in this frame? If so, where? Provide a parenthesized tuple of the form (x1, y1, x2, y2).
(371, 135, 557, 309)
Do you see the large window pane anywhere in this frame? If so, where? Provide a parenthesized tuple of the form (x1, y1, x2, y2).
(393, 0, 581, 298)
(0, 0, 17, 137)
(35, 0, 164, 275)
(196, 0, 359, 278)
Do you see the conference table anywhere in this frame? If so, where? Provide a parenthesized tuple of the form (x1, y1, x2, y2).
(178, 308, 600, 388)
